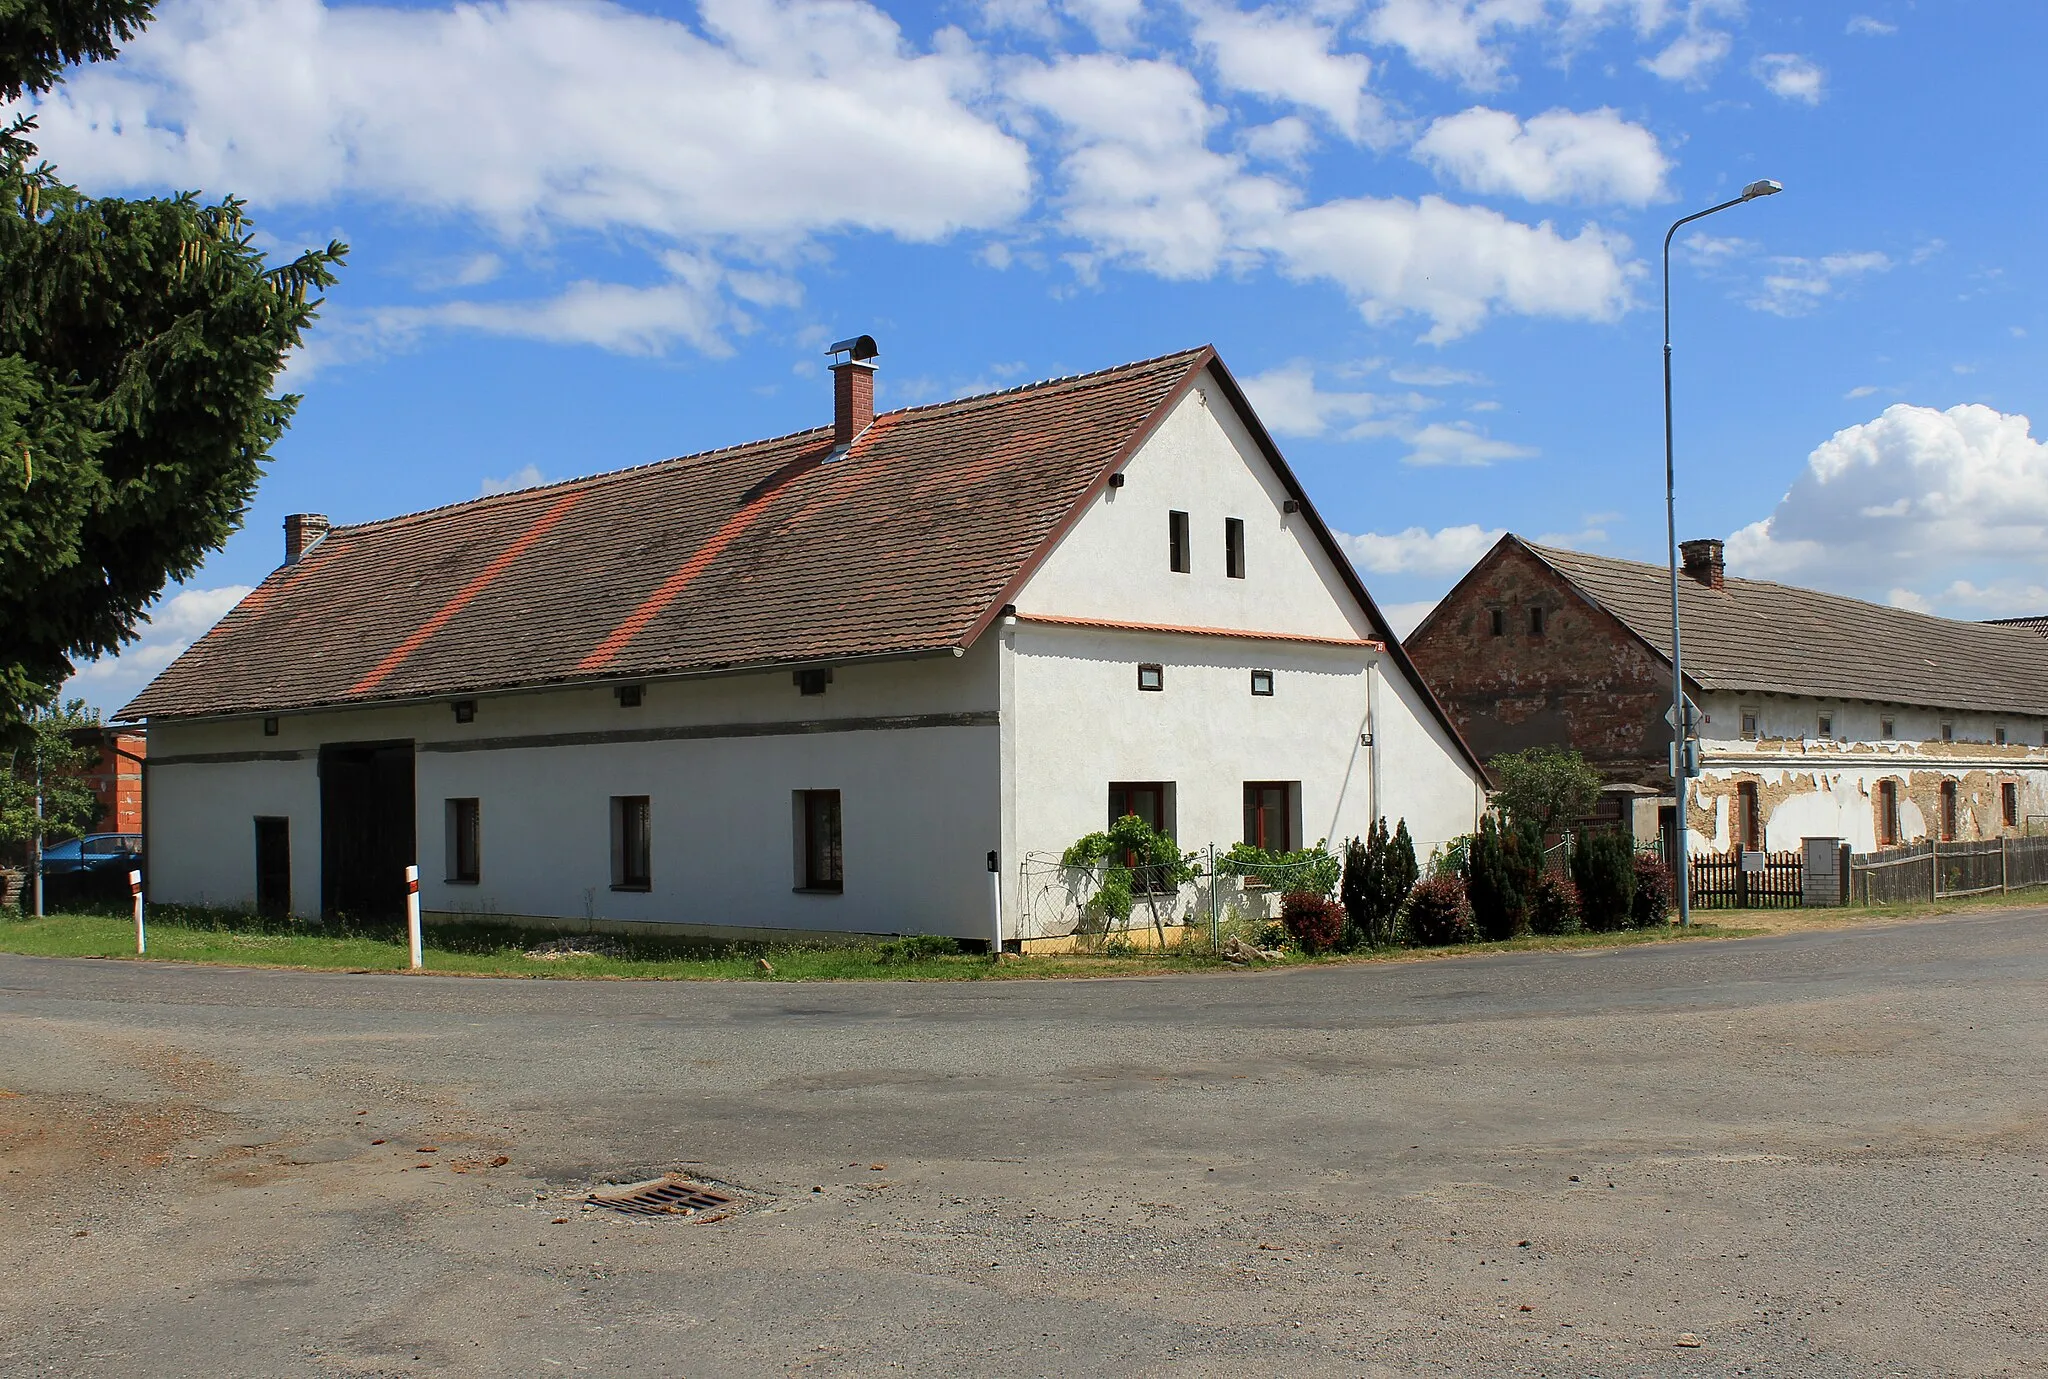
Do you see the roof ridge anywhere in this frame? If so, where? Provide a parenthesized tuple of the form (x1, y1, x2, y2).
(874, 345, 1210, 422)
(1526, 539, 2045, 638)
(323, 425, 835, 537)
(309, 346, 1210, 539)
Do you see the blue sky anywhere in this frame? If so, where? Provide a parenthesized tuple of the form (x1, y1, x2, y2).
(18, 0, 2047, 713)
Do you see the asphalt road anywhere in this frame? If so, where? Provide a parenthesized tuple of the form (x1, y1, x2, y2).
(2, 911, 2044, 1377)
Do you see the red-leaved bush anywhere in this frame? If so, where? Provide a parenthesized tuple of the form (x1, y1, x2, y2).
(1279, 890, 1345, 954)
(1630, 853, 1674, 928)
(1404, 874, 1476, 947)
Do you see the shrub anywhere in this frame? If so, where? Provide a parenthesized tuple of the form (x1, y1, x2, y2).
(1467, 814, 1542, 941)
(1280, 890, 1345, 954)
(1570, 830, 1638, 932)
(1403, 874, 1476, 947)
(1490, 745, 1604, 839)
(1529, 871, 1582, 935)
(1630, 853, 1674, 929)
(1340, 818, 1419, 950)
(875, 934, 962, 963)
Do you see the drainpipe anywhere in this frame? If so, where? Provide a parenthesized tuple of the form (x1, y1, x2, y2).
(1366, 655, 1382, 827)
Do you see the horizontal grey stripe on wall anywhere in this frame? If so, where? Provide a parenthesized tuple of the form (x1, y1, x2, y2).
(418, 710, 1002, 755)
(148, 749, 314, 767)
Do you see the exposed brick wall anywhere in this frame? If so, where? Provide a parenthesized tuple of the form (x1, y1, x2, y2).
(67, 729, 146, 835)
(1406, 541, 1673, 786)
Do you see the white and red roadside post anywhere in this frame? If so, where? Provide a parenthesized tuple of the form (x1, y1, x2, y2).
(128, 869, 145, 954)
(405, 864, 423, 970)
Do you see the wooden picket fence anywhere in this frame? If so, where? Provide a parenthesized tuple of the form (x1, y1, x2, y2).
(1848, 836, 2048, 907)
(1688, 850, 1805, 909)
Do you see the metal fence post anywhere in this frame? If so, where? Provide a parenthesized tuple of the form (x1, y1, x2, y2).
(1930, 842, 1940, 902)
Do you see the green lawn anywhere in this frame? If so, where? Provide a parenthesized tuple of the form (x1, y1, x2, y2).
(0, 907, 1764, 981)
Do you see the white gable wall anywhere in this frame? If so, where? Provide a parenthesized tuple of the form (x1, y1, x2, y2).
(1015, 373, 1375, 640)
(1002, 363, 1483, 884)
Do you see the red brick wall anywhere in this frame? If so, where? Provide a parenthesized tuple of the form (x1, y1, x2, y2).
(72, 731, 146, 835)
(1405, 542, 1673, 787)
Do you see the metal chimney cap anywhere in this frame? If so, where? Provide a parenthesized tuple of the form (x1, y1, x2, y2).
(827, 334, 879, 362)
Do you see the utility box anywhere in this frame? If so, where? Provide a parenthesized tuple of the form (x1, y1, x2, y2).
(1802, 837, 1846, 907)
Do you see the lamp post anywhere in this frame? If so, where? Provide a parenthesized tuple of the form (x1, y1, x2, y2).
(1664, 178, 1781, 928)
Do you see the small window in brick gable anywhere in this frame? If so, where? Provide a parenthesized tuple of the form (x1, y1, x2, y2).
(1489, 608, 1505, 637)
(1528, 606, 1546, 636)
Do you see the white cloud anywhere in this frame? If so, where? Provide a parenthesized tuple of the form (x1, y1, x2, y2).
(1845, 384, 1879, 399)
(480, 463, 547, 496)
(1753, 52, 1824, 103)
(1191, 5, 1386, 144)
(1728, 403, 2048, 617)
(1642, 25, 1730, 85)
(1845, 15, 1895, 36)
(1413, 105, 1669, 205)
(1401, 420, 1537, 465)
(1381, 599, 1442, 638)
(1239, 115, 1316, 167)
(1237, 361, 1419, 438)
(1750, 250, 1890, 316)
(1340, 522, 1506, 574)
(1264, 194, 1634, 341)
(64, 584, 254, 715)
(1363, 0, 1545, 91)
(22, 0, 1030, 354)
(1388, 364, 1483, 386)
(1062, 0, 1147, 46)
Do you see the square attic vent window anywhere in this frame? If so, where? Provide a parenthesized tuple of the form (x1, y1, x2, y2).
(1251, 669, 1274, 696)
(794, 667, 832, 696)
(1137, 663, 1165, 692)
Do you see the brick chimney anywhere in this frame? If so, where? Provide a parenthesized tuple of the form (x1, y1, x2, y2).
(827, 334, 879, 447)
(1680, 538, 1726, 590)
(284, 513, 330, 565)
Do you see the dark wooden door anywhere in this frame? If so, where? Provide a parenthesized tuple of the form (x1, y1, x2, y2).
(319, 741, 415, 920)
(254, 816, 291, 918)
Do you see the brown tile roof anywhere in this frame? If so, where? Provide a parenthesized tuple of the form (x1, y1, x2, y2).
(1985, 615, 2048, 640)
(1522, 539, 2048, 717)
(124, 349, 1213, 720)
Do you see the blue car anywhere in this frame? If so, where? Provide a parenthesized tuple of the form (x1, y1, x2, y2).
(39, 833, 143, 877)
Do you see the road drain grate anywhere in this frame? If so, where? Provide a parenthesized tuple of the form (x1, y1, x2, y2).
(586, 1175, 736, 1218)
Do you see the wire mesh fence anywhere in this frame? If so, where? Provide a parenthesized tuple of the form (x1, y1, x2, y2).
(1014, 848, 1336, 948)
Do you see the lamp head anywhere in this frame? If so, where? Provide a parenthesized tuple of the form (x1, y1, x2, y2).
(1740, 179, 1784, 200)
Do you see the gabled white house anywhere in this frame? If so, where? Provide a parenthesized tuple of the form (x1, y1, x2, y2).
(125, 342, 1487, 941)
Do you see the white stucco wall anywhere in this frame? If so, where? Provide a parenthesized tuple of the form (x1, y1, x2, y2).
(1015, 371, 1376, 641)
(1003, 624, 1480, 878)
(145, 645, 1003, 936)
(1683, 689, 2048, 854)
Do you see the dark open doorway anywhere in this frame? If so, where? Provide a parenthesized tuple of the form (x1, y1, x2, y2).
(254, 816, 291, 917)
(319, 741, 415, 920)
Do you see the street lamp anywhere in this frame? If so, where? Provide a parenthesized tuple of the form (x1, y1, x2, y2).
(1663, 177, 1781, 928)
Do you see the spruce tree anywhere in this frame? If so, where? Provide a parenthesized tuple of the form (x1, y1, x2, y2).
(1, 1, 346, 734)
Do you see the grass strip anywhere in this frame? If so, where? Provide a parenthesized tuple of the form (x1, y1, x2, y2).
(0, 908, 1767, 981)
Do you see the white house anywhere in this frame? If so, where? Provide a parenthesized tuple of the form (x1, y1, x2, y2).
(124, 341, 1488, 942)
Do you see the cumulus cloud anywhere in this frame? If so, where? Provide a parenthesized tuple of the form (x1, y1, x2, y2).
(1413, 106, 1669, 205)
(1265, 195, 1634, 341)
(1728, 403, 2048, 617)
(1401, 420, 1537, 465)
(1192, 5, 1386, 144)
(1364, 0, 1545, 91)
(1641, 22, 1731, 85)
(64, 584, 254, 715)
(1237, 361, 1421, 438)
(1340, 523, 1507, 574)
(1753, 52, 1824, 103)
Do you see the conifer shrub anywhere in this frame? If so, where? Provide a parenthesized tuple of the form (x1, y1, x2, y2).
(1467, 814, 1542, 941)
(1530, 871, 1583, 936)
(1280, 890, 1345, 954)
(1403, 874, 1476, 947)
(1571, 830, 1638, 932)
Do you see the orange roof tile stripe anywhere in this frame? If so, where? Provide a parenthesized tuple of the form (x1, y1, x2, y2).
(1014, 613, 1385, 650)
